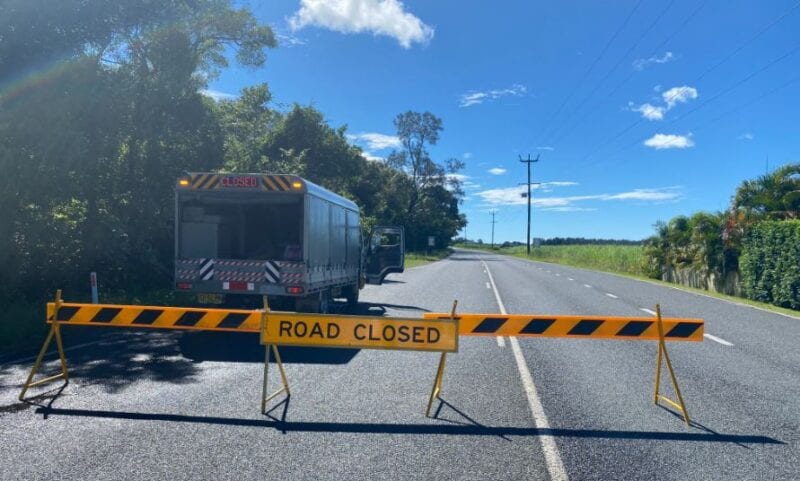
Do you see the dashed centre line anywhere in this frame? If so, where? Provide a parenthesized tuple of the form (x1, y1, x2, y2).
(605, 293, 618, 299)
(567, 278, 574, 281)
(583, 284, 592, 288)
(640, 308, 657, 316)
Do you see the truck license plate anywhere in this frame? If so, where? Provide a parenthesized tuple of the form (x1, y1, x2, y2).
(197, 293, 224, 305)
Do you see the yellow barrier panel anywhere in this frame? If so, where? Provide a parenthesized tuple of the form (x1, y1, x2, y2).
(261, 312, 458, 352)
(422, 312, 703, 341)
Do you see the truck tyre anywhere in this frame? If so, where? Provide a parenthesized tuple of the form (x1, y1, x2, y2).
(344, 283, 359, 307)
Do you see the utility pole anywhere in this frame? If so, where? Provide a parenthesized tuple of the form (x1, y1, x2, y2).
(490, 211, 497, 249)
(519, 154, 540, 255)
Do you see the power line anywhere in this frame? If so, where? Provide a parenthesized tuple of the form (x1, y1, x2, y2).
(532, 0, 644, 147)
(542, 0, 677, 147)
(568, 0, 800, 170)
(601, 73, 800, 169)
(547, 0, 708, 148)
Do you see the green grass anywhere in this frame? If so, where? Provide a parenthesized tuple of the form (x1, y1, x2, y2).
(456, 243, 647, 276)
(455, 243, 800, 320)
(405, 248, 453, 268)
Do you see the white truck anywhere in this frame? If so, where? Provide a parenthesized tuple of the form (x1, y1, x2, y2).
(174, 172, 404, 312)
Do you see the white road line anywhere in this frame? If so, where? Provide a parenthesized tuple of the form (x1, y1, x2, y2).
(583, 284, 592, 288)
(486, 282, 491, 289)
(704, 334, 734, 346)
(640, 308, 657, 316)
(481, 259, 569, 481)
(605, 293, 618, 299)
(567, 278, 574, 281)
(555, 273, 561, 277)
(497, 336, 506, 347)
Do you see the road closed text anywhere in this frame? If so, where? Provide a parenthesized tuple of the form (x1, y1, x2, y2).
(262, 314, 458, 352)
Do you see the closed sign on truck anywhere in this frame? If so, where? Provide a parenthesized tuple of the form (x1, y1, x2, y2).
(261, 312, 458, 352)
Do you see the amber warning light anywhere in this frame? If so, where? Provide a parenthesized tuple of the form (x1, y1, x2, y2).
(178, 178, 190, 186)
(292, 181, 303, 189)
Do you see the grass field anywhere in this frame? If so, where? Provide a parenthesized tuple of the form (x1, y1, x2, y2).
(457, 243, 647, 276)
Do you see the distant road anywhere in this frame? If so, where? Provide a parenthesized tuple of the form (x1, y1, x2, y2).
(1, 248, 797, 480)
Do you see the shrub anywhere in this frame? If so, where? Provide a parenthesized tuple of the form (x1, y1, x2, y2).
(740, 220, 800, 308)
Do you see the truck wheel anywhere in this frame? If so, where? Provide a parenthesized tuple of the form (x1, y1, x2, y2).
(344, 283, 359, 307)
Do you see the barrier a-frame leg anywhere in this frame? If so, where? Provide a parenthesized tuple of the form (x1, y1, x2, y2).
(653, 304, 690, 425)
(20, 290, 70, 401)
(426, 300, 457, 417)
(260, 296, 290, 414)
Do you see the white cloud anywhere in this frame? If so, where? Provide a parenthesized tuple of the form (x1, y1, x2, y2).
(476, 185, 681, 208)
(459, 84, 527, 107)
(348, 132, 402, 150)
(633, 103, 666, 121)
(360, 151, 385, 162)
(462, 152, 473, 159)
(630, 85, 698, 121)
(738, 132, 754, 141)
(200, 89, 236, 101)
(643, 133, 695, 150)
(537, 146, 555, 151)
(633, 51, 675, 71)
(288, 0, 433, 49)
(275, 32, 307, 46)
(488, 167, 507, 175)
(662, 86, 698, 109)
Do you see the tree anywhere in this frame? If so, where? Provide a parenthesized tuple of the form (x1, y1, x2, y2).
(386, 111, 465, 249)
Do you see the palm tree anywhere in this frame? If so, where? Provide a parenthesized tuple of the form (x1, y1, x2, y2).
(733, 163, 800, 220)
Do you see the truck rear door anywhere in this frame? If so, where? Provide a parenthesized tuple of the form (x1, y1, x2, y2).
(365, 226, 405, 285)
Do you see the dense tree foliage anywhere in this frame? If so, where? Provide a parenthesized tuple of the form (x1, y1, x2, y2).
(0, 1, 464, 304)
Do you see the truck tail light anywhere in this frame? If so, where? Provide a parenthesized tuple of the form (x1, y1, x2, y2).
(286, 286, 304, 294)
(177, 282, 192, 289)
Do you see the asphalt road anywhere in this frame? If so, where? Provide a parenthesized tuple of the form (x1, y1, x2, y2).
(1, 248, 797, 480)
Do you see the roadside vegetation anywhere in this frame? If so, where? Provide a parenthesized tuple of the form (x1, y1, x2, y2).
(405, 249, 453, 268)
(0, 1, 466, 354)
(643, 164, 800, 310)
(456, 243, 647, 276)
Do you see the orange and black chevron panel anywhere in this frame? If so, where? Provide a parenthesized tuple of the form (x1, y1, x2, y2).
(422, 313, 704, 341)
(47, 303, 262, 333)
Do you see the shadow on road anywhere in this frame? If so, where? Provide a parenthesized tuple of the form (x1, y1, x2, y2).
(179, 331, 359, 364)
(32, 406, 784, 445)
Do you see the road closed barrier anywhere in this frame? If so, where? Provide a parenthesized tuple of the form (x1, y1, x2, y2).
(423, 307, 702, 424)
(20, 291, 702, 425)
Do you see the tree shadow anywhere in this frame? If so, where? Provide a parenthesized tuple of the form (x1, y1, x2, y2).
(178, 331, 360, 364)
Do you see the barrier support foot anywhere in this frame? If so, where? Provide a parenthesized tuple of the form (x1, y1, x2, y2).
(20, 289, 69, 401)
(261, 344, 291, 414)
(653, 304, 690, 425)
(426, 299, 458, 417)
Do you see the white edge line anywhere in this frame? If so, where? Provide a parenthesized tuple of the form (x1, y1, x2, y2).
(704, 333, 734, 346)
(481, 258, 569, 481)
(497, 336, 506, 347)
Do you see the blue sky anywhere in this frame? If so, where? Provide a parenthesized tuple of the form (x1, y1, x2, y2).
(208, 0, 800, 242)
